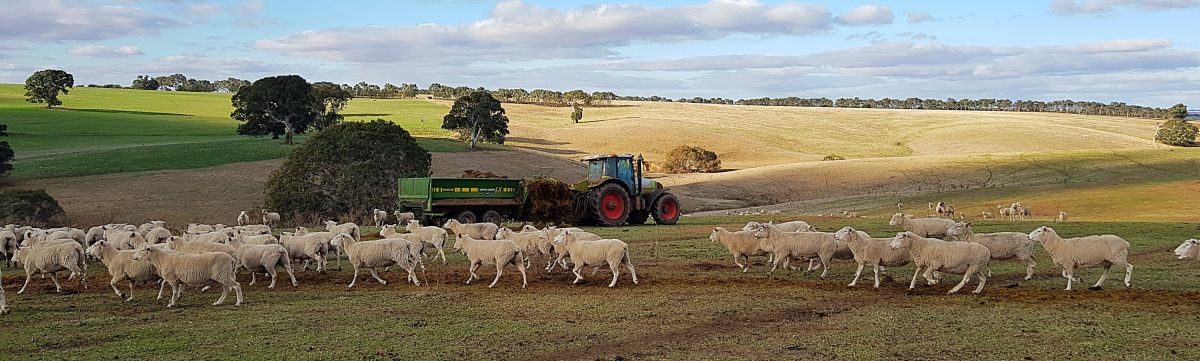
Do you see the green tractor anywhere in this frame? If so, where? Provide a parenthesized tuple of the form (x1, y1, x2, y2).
(572, 154, 681, 226)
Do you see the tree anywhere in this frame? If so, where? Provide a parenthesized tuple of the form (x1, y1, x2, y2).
(131, 75, 160, 90)
(216, 78, 251, 93)
(264, 119, 431, 220)
(571, 103, 583, 123)
(398, 83, 419, 98)
(0, 124, 12, 177)
(24, 69, 74, 108)
(1167, 103, 1189, 120)
(443, 91, 509, 150)
(310, 81, 352, 130)
(232, 75, 318, 144)
(662, 145, 721, 173)
(1156, 119, 1198, 146)
(154, 73, 188, 90)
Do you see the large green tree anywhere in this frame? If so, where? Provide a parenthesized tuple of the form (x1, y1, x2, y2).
(1156, 103, 1197, 146)
(131, 75, 159, 90)
(264, 119, 431, 220)
(442, 91, 509, 149)
(310, 81, 352, 131)
(1167, 103, 1189, 120)
(0, 124, 12, 177)
(232, 75, 318, 144)
(24, 69, 74, 108)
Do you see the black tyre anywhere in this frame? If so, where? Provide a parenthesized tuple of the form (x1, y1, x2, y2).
(651, 193, 681, 225)
(628, 207, 650, 225)
(455, 210, 477, 224)
(589, 183, 630, 226)
(482, 210, 503, 225)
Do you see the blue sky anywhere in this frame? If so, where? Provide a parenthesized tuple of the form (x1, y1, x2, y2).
(1, 0, 1198, 107)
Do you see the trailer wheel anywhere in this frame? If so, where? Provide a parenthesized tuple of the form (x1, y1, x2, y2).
(651, 193, 681, 225)
(454, 210, 478, 224)
(482, 210, 503, 226)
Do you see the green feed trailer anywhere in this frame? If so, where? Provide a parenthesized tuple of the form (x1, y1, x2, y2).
(397, 153, 681, 227)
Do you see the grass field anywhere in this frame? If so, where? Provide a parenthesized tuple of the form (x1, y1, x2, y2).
(2, 216, 1198, 360)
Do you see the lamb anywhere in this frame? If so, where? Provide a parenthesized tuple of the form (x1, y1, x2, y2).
(709, 227, 768, 272)
(552, 231, 637, 287)
(833, 227, 912, 288)
(261, 209, 281, 228)
(889, 232, 991, 294)
(237, 211, 250, 226)
(234, 224, 272, 236)
(372, 209, 389, 227)
(495, 228, 549, 266)
(167, 237, 238, 259)
(405, 220, 448, 263)
(1, 230, 17, 268)
(85, 240, 164, 302)
(443, 219, 500, 240)
(747, 223, 839, 276)
(1174, 239, 1199, 260)
(14, 242, 88, 294)
(946, 222, 1037, 280)
(226, 237, 296, 288)
(935, 202, 956, 219)
(331, 233, 421, 288)
(186, 223, 215, 234)
(1028, 226, 1132, 291)
(1014, 203, 1033, 221)
(324, 221, 361, 241)
(132, 246, 243, 307)
(279, 233, 328, 272)
(454, 235, 527, 288)
(183, 230, 233, 244)
(393, 211, 415, 225)
(888, 213, 955, 238)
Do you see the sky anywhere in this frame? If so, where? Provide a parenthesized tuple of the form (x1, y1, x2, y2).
(1, 0, 1198, 107)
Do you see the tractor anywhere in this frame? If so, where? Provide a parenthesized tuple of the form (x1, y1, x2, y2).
(572, 154, 680, 226)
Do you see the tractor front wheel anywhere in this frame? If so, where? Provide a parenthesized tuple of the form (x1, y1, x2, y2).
(651, 193, 681, 225)
(590, 183, 630, 226)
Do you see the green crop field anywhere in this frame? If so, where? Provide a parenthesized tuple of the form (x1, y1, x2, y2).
(0, 84, 494, 180)
(1, 217, 1197, 360)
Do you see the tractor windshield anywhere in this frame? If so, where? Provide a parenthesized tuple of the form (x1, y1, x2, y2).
(616, 158, 633, 182)
(588, 160, 605, 181)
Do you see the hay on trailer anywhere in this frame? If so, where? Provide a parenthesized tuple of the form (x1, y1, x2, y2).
(521, 178, 575, 225)
(461, 169, 507, 179)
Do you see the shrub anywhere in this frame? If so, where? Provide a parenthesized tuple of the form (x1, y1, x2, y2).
(264, 119, 431, 221)
(0, 189, 66, 226)
(662, 145, 721, 173)
(1155, 119, 1198, 146)
(823, 154, 846, 161)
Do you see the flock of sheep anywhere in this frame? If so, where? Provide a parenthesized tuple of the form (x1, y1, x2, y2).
(0, 209, 638, 313)
(710, 211, 1184, 294)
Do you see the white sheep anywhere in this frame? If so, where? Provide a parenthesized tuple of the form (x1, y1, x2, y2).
(1057, 211, 1069, 222)
(495, 228, 548, 267)
(748, 223, 840, 276)
(324, 221, 360, 240)
(946, 222, 1037, 280)
(443, 219, 500, 240)
(833, 227, 912, 288)
(709, 227, 768, 272)
(331, 233, 421, 288)
(742, 220, 815, 233)
(552, 231, 637, 287)
(393, 211, 416, 225)
(86, 239, 165, 302)
(261, 209, 281, 228)
(226, 237, 297, 288)
(1029, 226, 1132, 291)
(186, 223, 215, 234)
(372, 209, 389, 227)
(935, 202, 955, 219)
(542, 227, 600, 272)
(234, 225, 272, 236)
(405, 220, 448, 263)
(1, 230, 17, 269)
(133, 246, 243, 307)
(1174, 239, 1198, 260)
(888, 213, 955, 238)
(14, 242, 88, 294)
(47, 228, 86, 246)
(167, 237, 238, 259)
(183, 230, 233, 244)
(889, 232, 991, 294)
(144, 227, 173, 245)
(520, 225, 540, 232)
(84, 226, 106, 247)
(454, 235, 527, 288)
(236, 232, 279, 245)
(998, 205, 1016, 221)
(279, 232, 329, 272)
(237, 211, 250, 226)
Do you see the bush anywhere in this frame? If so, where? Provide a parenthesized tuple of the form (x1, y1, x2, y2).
(823, 154, 846, 161)
(264, 119, 431, 221)
(0, 189, 66, 226)
(662, 145, 721, 173)
(1155, 119, 1198, 146)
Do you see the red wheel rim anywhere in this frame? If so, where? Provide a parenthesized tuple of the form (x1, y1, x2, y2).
(601, 192, 625, 220)
(661, 198, 678, 220)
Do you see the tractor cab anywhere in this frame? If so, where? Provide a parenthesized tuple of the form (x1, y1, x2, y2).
(573, 154, 679, 226)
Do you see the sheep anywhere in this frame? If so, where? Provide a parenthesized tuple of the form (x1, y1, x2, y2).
(541, 227, 601, 272)
(186, 223, 215, 234)
(495, 228, 549, 267)
(935, 202, 956, 219)
(296, 227, 343, 270)
(261, 209, 281, 228)
(324, 221, 361, 241)
(393, 211, 415, 225)
(450, 234, 525, 288)
(520, 224, 540, 232)
(167, 237, 238, 259)
(183, 230, 233, 244)
(144, 227, 173, 245)
(84, 226, 106, 247)
(279, 233, 328, 272)
(379, 224, 402, 238)
(132, 246, 242, 307)
(1057, 211, 1069, 222)
(742, 220, 815, 233)
(85, 240, 164, 302)
(981, 211, 994, 219)
(443, 219, 500, 240)
(946, 222, 1037, 280)
(371, 232, 429, 271)
(1174, 239, 1199, 260)
(236, 232, 279, 245)
(14, 242, 88, 294)
(1, 230, 17, 268)
(372, 209, 389, 227)
(0, 268, 7, 314)
(888, 213, 955, 238)
(234, 225, 272, 236)
(331, 233, 421, 288)
(226, 237, 296, 288)
(1029, 226, 1132, 291)
(709, 227, 768, 272)
(237, 211, 250, 226)
(889, 232, 990, 294)
(833, 227, 912, 288)
(746, 223, 839, 276)
(552, 231, 637, 287)
(405, 220, 448, 263)
(47, 228, 86, 246)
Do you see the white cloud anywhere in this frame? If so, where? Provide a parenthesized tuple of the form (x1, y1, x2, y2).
(835, 4, 894, 26)
(905, 11, 933, 23)
(1050, 0, 1200, 15)
(0, 0, 184, 41)
(69, 45, 145, 57)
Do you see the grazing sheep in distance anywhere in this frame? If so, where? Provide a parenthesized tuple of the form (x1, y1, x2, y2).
(371, 209, 389, 227)
(261, 209, 281, 228)
(1028, 226, 1132, 291)
(833, 227, 912, 288)
(14, 242, 88, 294)
(133, 246, 243, 307)
(454, 235, 527, 288)
(86, 239, 164, 302)
(237, 211, 250, 226)
(981, 211, 993, 219)
(946, 222, 1037, 280)
(709, 227, 768, 273)
(443, 219, 500, 240)
(1174, 239, 1198, 260)
(393, 211, 415, 225)
(405, 220, 448, 263)
(332, 233, 422, 288)
(935, 202, 955, 219)
(553, 231, 637, 288)
(889, 232, 990, 294)
(1057, 211, 1069, 222)
(888, 213, 955, 238)
(742, 220, 814, 233)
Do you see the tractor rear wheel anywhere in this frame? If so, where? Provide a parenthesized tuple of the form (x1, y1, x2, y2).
(651, 193, 681, 225)
(482, 210, 503, 225)
(590, 183, 630, 226)
(454, 210, 478, 224)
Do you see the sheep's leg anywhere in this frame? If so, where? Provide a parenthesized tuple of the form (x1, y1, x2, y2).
(733, 254, 746, 273)
(317, 254, 327, 272)
(1064, 266, 1075, 291)
(1093, 265, 1111, 289)
(768, 254, 782, 274)
(249, 272, 257, 286)
(438, 247, 447, 264)
(590, 267, 601, 276)
(517, 260, 528, 289)
(908, 266, 921, 290)
(267, 267, 278, 289)
(126, 280, 136, 302)
(369, 268, 388, 285)
(608, 263, 621, 288)
(948, 266, 976, 294)
(283, 262, 298, 287)
(848, 263, 864, 287)
(335, 249, 342, 270)
(51, 273, 62, 293)
(157, 280, 166, 300)
(986, 265, 993, 277)
(626, 261, 639, 285)
(973, 271, 987, 294)
(168, 282, 181, 307)
(818, 256, 831, 279)
(1024, 257, 1037, 280)
(922, 266, 939, 285)
(488, 263, 504, 288)
(213, 284, 229, 306)
(348, 267, 360, 288)
(231, 281, 243, 306)
(571, 264, 586, 284)
(110, 277, 124, 299)
(1123, 263, 1133, 287)
(466, 262, 481, 284)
